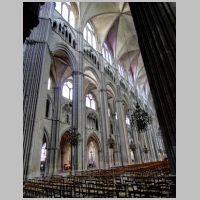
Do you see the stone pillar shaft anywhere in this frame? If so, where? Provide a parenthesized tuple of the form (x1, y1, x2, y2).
(130, 2, 176, 174)
(47, 86, 61, 175)
(130, 119, 142, 164)
(76, 31, 84, 171)
(23, 3, 55, 179)
(99, 87, 110, 168)
(115, 100, 129, 165)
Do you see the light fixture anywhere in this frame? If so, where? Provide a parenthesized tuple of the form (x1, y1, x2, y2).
(131, 102, 152, 133)
(143, 145, 148, 154)
(107, 134, 115, 149)
(158, 148, 163, 153)
(68, 127, 80, 146)
(129, 141, 137, 151)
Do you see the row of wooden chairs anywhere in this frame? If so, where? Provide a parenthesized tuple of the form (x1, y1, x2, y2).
(75, 160, 170, 177)
(23, 161, 176, 198)
(24, 176, 175, 198)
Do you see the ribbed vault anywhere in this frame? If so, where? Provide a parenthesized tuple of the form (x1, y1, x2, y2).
(79, 2, 149, 100)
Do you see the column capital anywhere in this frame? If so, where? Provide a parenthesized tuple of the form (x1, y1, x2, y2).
(72, 70, 84, 76)
(99, 88, 107, 92)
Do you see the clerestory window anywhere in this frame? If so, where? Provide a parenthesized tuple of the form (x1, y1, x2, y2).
(55, 2, 75, 28)
(62, 81, 73, 100)
(83, 22, 97, 50)
(102, 43, 112, 65)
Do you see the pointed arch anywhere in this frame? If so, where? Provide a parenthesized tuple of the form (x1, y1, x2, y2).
(51, 43, 78, 71)
(84, 67, 101, 90)
(87, 132, 101, 151)
(122, 92, 130, 111)
(86, 132, 101, 169)
(60, 131, 72, 171)
(40, 128, 49, 175)
(106, 81, 117, 99)
(43, 128, 49, 150)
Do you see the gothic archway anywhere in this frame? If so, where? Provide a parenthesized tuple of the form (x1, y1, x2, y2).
(40, 134, 48, 176)
(87, 134, 100, 169)
(60, 132, 72, 171)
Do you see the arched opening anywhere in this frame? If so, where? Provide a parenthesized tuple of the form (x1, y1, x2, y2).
(84, 69, 100, 133)
(45, 99, 50, 118)
(72, 40, 76, 49)
(130, 150, 135, 163)
(60, 132, 71, 171)
(87, 136, 100, 169)
(40, 135, 47, 176)
(69, 33, 72, 43)
(62, 80, 73, 100)
(126, 115, 130, 126)
(52, 49, 73, 103)
(84, 69, 99, 112)
(53, 21, 57, 29)
(106, 84, 117, 167)
(47, 78, 51, 90)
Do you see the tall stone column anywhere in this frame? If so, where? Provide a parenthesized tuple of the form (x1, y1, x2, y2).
(130, 110, 142, 164)
(129, 2, 176, 174)
(113, 117, 122, 166)
(152, 127, 163, 161)
(71, 70, 80, 172)
(116, 86, 130, 166)
(47, 86, 61, 175)
(140, 131, 149, 163)
(157, 130, 166, 159)
(99, 86, 110, 168)
(148, 124, 159, 161)
(75, 30, 84, 171)
(143, 126, 157, 162)
(23, 2, 54, 179)
(72, 70, 84, 171)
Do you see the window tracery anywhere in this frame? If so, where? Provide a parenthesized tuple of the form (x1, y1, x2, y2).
(55, 2, 75, 27)
(62, 81, 73, 100)
(88, 141, 97, 168)
(86, 93, 96, 110)
(83, 22, 97, 50)
(102, 43, 112, 65)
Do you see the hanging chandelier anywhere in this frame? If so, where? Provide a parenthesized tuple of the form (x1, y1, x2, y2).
(131, 102, 152, 133)
(143, 145, 149, 154)
(120, 16, 152, 134)
(107, 134, 115, 149)
(129, 141, 137, 151)
(158, 148, 163, 153)
(68, 127, 80, 146)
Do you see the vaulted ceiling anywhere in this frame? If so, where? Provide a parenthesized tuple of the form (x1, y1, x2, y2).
(79, 2, 149, 101)
(53, 2, 152, 103)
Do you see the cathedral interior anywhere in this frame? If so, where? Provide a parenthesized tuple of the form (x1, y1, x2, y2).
(23, 2, 176, 198)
